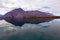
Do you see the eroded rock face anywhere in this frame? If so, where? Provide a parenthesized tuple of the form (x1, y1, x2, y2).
(3, 8, 53, 26)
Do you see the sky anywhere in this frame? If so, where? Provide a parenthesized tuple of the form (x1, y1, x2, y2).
(0, 0, 60, 16)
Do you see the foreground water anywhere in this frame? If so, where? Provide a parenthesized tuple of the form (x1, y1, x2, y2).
(0, 19, 60, 40)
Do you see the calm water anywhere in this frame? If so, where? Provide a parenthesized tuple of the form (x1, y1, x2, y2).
(0, 19, 60, 40)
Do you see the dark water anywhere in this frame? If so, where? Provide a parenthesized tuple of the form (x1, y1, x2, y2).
(0, 19, 60, 40)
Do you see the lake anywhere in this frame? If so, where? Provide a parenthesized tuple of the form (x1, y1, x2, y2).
(0, 19, 60, 40)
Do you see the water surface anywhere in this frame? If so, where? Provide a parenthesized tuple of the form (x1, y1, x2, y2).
(0, 19, 60, 40)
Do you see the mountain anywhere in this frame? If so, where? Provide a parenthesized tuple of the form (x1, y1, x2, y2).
(0, 14, 3, 20)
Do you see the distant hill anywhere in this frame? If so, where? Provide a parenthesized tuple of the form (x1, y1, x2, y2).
(0, 14, 3, 20)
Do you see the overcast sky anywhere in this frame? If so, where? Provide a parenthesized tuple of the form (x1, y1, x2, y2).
(0, 0, 60, 16)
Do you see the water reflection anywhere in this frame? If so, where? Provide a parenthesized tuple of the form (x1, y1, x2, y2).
(0, 19, 60, 40)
